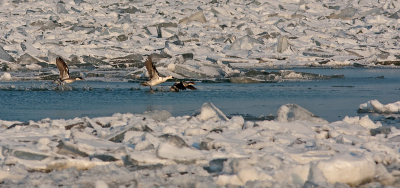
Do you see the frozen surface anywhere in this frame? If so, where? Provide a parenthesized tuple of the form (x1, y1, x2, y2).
(1, 0, 400, 187)
(359, 100, 400, 114)
(1, 0, 400, 82)
(0, 103, 399, 187)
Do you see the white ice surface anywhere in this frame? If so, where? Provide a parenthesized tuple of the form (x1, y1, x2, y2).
(0, 102, 399, 187)
(1, 0, 400, 82)
(359, 100, 400, 114)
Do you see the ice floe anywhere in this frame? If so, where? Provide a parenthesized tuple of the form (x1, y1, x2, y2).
(0, 102, 399, 187)
(1, 0, 400, 81)
(359, 100, 400, 114)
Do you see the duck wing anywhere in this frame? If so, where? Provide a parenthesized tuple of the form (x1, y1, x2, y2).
(56, 57, 70, 80)
(172, 81, 186, 90)
(186, 85, 197, 90)
(145, 57, 159, 80)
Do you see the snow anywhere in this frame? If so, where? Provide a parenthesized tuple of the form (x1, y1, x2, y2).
(1, 0, 400, 186)
(0, 102, 399, 187)
(0, 72, 12, 81)
(317, 153, 376, 186)
(359, 100, 400, 114)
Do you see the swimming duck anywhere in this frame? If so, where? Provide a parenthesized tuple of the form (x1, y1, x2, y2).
(53, 57, 83, 85)
(170, 81, 197, 92)
(140, 57, 174, 91)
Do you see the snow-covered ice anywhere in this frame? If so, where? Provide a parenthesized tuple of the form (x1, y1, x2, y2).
(0, 102, 399, 187)
(1, 0, 400, 187)
(359, 100, 400, 114)
(1, 0, 400, 81)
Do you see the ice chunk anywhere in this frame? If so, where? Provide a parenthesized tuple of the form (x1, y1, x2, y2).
(358, 115, 381, 129)
(194, 103, 229, 122)
(203, 158, 227, 173)
(179, 11, 207, 24)
(229, 36, 263, 50)
(229, 77, 266, 83)
(326, 7, 357, 20)
(316, 153, 376, 186)
(277, 35, 289, 53)
(211, 7, 230, 17)
(358, 100, 400, 114)
(82, 56, 108, 66)
(2, 147, 50, 161)
(17, 53, 40, 65)
(158, 134, 188, 148)
(95, 180, 108, 188)
(156, 142, 203, 164)
(172, 64, 208, 78)
(46, 158, 108, 171)
(121, 6, 141, 14)
(107, 124, 153, 143)
(0, 46, 15, 62)
(117, 14, 131, 24)
(56, 3, 69, 14)
(56, 140, 89, 157)
(127, 151, 173, 166)
(0, 73, 12, 81)
(277, 104, 328, 124)
(216, 60, 241, 77)
(143, 110, 172, 122)
(20, 42, 41, 56)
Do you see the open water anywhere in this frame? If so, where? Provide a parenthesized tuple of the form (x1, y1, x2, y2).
(0, 68, 399, 124)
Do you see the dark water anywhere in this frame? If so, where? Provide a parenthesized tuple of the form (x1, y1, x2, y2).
(1, 68, 400, 124)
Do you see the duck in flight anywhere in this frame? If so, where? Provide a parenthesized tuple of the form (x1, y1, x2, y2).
(53, 57, 83, 85)
(140, 57, 174, 91)
(170, 81, 197, 92)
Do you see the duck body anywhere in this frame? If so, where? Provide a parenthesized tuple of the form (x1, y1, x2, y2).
(53, 57, 83, 85)
(170, 81, 197, 92)
(140, 57, 174, 90)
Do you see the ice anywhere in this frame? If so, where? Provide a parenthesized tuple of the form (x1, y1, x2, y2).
(0, 72, 12, 81)
(0, 46, 15, 62)
(3, 0, 400, 186)
(229, 35, 263, 50)
(158, 134, 188, 148)
(179, 11, 207, 24)
(327, 7, 358, 20)
(156, 143, 204, 164)
(277, 103, 328, 124)
(193, 102, 229, 122)
(359, 100, 400, 114)
(277, 35, 289, 53)
(95, 180, 108, 188)
(0, 101, 400, 186)
(143, 110, 172, 122)
(316, 153, 376, 186)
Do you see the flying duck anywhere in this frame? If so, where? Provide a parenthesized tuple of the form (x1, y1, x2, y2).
(53, 57, 83, 85)
(140, 57, 174, 90)
(170, 81, 197, 92)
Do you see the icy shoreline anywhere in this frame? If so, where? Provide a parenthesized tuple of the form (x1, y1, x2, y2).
(0, 102, 400, 187)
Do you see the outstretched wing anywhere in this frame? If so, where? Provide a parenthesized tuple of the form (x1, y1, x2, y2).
(56, 57, 70, 80)
(186, 85, 197, 90)
(145, 57, 159, 80)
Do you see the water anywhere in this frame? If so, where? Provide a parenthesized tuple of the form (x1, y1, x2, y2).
(1, 68, 400, 124)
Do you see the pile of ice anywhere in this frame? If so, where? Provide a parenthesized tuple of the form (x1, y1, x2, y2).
(359, 100, 400, 114)
(0, 102, 399, 187)
(1, 0, 400, 81)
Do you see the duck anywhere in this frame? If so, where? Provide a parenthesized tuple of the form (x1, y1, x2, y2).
(53, 57, 83, 85)
(140, 56, 174, 91)
(170, 81, 197, 92)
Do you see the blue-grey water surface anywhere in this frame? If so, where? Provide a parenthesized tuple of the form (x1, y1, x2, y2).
(1, 68, 399, 124)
